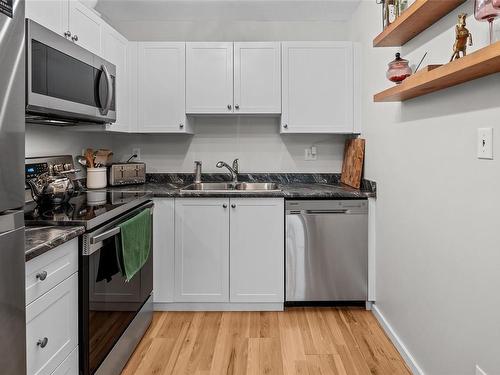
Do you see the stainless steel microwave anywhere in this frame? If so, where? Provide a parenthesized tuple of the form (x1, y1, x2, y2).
(26, 19, 116, 125)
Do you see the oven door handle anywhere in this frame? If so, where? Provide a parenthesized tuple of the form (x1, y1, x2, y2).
(90, 227, 120, 245)
(83, 203, 154, 256)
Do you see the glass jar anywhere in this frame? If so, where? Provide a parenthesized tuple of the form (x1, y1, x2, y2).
(386, 53, 412, 84)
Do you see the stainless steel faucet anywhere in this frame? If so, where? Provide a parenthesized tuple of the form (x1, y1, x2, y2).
(216, 158, 239, 183)
(194, 161, 202, 184)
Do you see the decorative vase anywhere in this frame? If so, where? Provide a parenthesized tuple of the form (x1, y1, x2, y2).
(386, 53, 412, 84)
(474, 0, 500, 44)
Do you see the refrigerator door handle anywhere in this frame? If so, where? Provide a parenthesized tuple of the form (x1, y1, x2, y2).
(0, 210, 25, 234)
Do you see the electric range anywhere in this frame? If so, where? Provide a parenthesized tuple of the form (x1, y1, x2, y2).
(24, 155, 154, 375)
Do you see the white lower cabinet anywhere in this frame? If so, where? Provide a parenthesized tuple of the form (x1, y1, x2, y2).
(165, 197, 284, 308)
(153, 198, 175, 303)
(26, 273, 78, 375)
(25, 240, 79, 375)
(229, 198, 284, 302)
(51, 346, 78, 375)
(174, 198, 230, 302)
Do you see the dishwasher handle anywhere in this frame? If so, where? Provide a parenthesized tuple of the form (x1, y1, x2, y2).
(287, 209, 349, 215)
(305, 209, 349, 214)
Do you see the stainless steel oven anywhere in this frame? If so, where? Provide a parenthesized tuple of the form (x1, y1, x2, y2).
(80, 201, 153, 375)
(26, 19, 116, 125)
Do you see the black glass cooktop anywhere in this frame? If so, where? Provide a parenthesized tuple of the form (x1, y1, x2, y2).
(24, 190, 152, 230)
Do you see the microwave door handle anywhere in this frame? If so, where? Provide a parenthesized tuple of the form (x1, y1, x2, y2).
(100, 64, 113, 115)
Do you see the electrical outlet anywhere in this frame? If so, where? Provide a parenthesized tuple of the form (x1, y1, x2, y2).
(476, 365, 487, 375)
(477, 128, 493, 160)
(132, 148, 141, 161)
(304, 147, 318, 161)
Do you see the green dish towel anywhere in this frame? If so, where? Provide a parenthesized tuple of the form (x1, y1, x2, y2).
(116, 208, 151, 282)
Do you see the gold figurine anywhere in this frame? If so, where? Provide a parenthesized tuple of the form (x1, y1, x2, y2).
(450, 13, 473, 62)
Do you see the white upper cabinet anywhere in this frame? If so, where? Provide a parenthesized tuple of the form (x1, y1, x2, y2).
(26, 0, 106, 55)
(68, 0, 102, 54)
(102, 25, 130, 132)
(136, 42, 190, 133)
(281, 42, 356, 134)
(234, 42, 281, 114)
(186, 42, 234, 114)
(174, 199, 230, 302)
(230, 198, 284, 303)
(26, 0, 68, 37)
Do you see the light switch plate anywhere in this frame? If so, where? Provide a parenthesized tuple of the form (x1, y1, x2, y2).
(304, 147, 317, 161)
(477, 128, 493, 160)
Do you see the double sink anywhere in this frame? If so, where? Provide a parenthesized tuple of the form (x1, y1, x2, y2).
(181, 182, 280, 193)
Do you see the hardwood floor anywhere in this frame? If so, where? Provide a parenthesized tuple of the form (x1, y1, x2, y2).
(122, 308, 412, 375)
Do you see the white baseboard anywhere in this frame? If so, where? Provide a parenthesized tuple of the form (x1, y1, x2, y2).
(372, 304, 425, 375)
(154, 302, 284, 311)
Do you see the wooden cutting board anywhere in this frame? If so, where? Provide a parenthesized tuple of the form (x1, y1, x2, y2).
(341, 138, 365, 189)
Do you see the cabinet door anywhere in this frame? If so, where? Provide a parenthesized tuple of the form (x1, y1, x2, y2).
(186, 42, 234, 114)
(137, 42, 190, 133)
(52, 347, 78, 375)
(175, 198, 230, 302)
(26, 273, 78, 375)
(102, 25, 130, 132)
(234, 42, 281, 114)
(153, 199, 175, 303)
(68, 0, 102, 54)
(282, 42, 354, 133)
(230, 198, 284, 303)
(25, 0, 69, 37)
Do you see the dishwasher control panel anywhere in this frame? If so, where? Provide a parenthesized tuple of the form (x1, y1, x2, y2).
(285, 200, 368, 215)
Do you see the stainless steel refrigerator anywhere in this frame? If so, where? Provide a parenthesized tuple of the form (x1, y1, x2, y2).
(0, 0, 26, 373)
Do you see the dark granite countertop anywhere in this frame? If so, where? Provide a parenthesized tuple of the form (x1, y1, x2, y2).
(104, 173, 376, 199)
(25, 226, 85, 262)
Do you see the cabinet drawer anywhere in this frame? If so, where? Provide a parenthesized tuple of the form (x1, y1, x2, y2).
(26, 238, 78, 305)
(26, 273, 78, 375)
(51, 346, 78, 375)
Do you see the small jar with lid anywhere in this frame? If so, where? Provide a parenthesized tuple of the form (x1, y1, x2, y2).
(386, 52, 412, 84)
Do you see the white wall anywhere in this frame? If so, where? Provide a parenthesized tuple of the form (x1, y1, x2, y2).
(25, 124, 114, 157)
(110, 117, 348, 173)
(105, 20, 350, 41)
(350, 1, 500, 374)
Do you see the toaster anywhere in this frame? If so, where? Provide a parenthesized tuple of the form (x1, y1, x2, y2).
(108, 163, 146, 186)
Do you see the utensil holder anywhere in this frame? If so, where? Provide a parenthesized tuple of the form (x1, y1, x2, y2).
(86, 168, 107, 189)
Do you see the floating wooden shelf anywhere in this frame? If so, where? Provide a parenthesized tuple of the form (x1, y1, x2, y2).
(373, 0, 466, 47)
(374, 42, 500, 102)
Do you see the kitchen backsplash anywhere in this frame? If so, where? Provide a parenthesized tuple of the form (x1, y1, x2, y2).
(26, 117, 351, 173)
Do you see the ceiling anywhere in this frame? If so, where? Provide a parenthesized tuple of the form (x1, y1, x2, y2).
(95, 0, 362, 23)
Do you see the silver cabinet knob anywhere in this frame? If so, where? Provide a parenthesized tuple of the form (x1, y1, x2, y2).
(36, 271, 48, 281)
(283, 123, 288, 129)
(231, 204, 236, 208)
(37, 337, 48, 348)
(179, 123, 184, 128)
(223, 204, 228, 208)
(227, 104, 232, 110)
(235, 104, 240, 110)
(71, 35, 79, 42)
(64, 30, 71, 38)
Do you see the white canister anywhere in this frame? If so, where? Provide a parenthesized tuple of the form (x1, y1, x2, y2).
(86, 168, 107, 189)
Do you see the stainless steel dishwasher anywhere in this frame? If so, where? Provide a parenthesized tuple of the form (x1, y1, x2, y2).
(286, 200, 368, 304)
